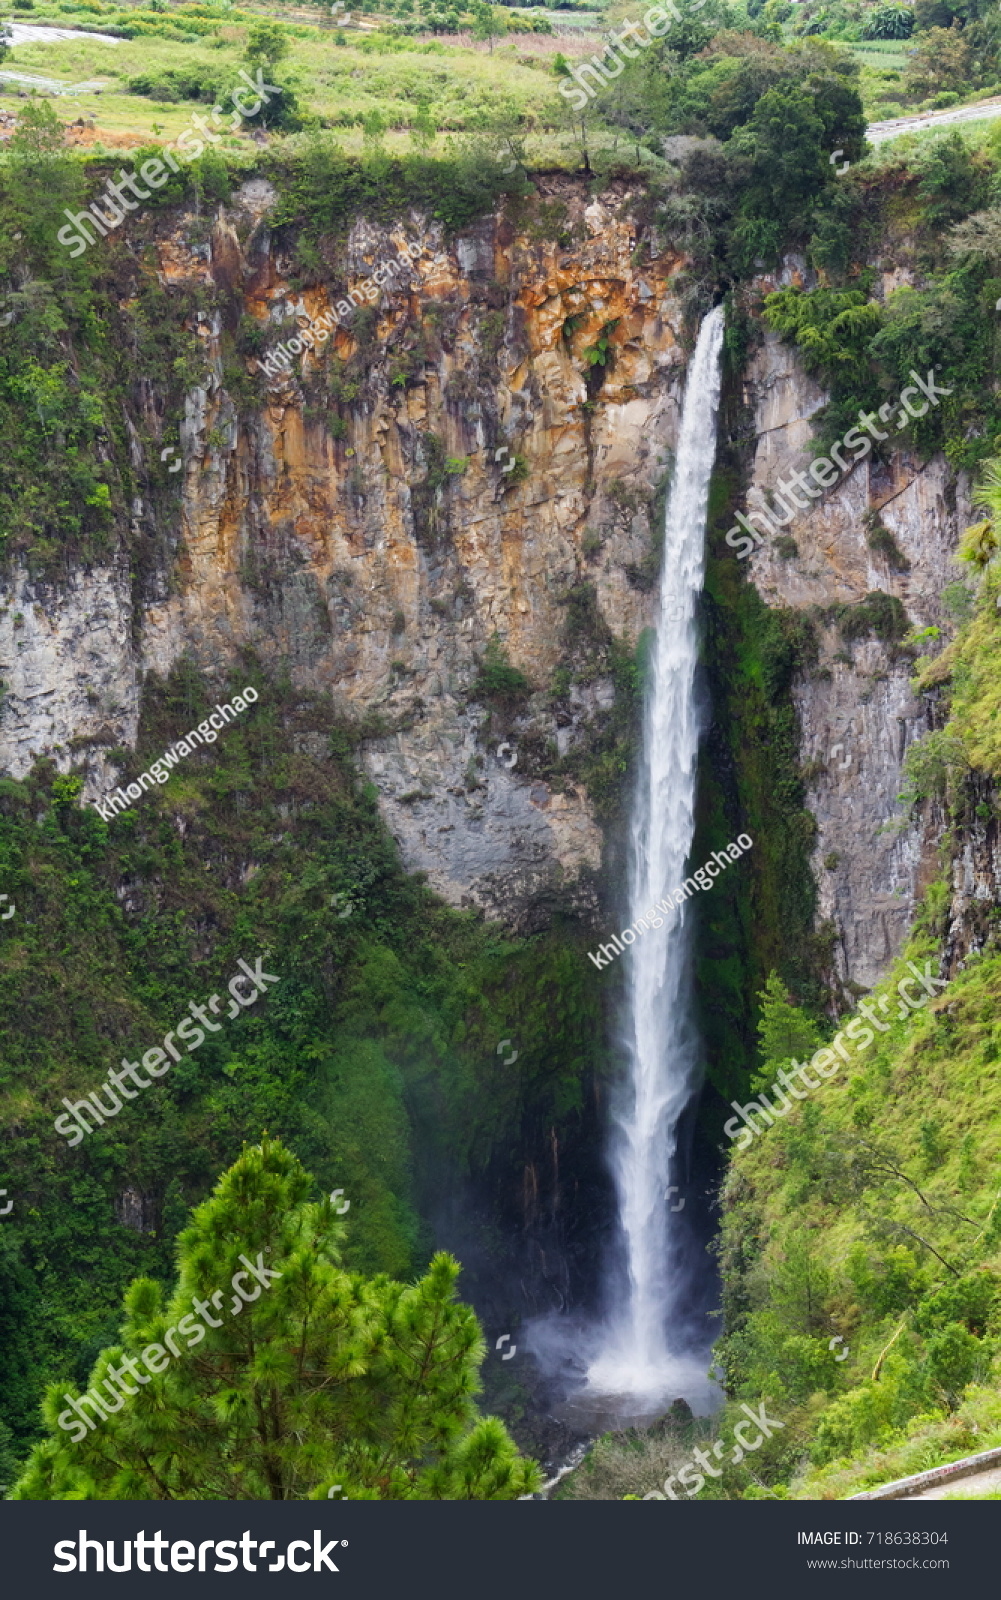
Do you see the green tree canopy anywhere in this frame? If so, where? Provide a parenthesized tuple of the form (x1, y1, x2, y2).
(729, 81, 838, 265)
(752, 971, 823, 1088)
(471, 1, 506, 52)
(243, 19, 305, 129)
(245, 20, 291, 70)
(4, 98, 87, 274)
(13, 1139, 540, 1500)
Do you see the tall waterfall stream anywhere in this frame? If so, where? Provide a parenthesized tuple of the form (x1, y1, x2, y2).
(587, 305, 726, 1409)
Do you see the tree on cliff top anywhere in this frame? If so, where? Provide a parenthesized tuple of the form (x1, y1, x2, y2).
(245, 20, 290, 72)
(13, 1138, 540, 1500)
(471, 1, 506, 53)
(243, 21, 304, 131)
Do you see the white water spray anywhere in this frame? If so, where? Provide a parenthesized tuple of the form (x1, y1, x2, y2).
(588, 305, 726, 1401)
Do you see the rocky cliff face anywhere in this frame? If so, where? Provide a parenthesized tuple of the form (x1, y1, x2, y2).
(0, 175, 698, 933)
(0, 183, 979, 989)
(945, 775, 1001, 972)
(739, 314, 970, 993)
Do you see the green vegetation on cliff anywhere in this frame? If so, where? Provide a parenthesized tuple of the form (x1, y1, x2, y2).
(712, 934, 1001, 1498)
(694, 469, 824, 1116)
(708, 532, 1001, 1498)
(10, 0, 1001, 1507)
(0, 658, 607, 1465)
(912, 452, 1001, 783)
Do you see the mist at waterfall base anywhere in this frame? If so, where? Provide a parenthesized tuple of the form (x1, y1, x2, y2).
(526, 307, 727, 1431)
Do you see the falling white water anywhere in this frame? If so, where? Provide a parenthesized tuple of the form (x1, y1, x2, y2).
(588, 305, 726, 1402)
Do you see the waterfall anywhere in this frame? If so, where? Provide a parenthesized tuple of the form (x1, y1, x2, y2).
(588, 305, 726, 1401)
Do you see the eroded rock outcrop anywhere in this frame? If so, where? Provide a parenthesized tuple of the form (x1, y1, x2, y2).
(0, 183, 977, 982)
(0, 177, 694, 931)
(740, 325, 969, 991)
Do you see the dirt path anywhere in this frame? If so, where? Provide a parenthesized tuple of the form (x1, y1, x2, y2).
(898, 1461, 1001, 1500)
(0, 69, 111, 95)
(2, 22, 119, 46)
(868, 96, 1001, 144)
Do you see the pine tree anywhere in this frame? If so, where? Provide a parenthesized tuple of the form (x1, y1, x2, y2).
(751, 970, 823, 1091)
(13, 1139, 540, 1500)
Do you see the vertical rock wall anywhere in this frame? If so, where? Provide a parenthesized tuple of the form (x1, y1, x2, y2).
(740, 328, 970, 991)
(0, 177, 698, 932)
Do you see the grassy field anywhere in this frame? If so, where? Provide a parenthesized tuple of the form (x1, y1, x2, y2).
(2, 4, 994, 169)
(0, 2, 607, 152)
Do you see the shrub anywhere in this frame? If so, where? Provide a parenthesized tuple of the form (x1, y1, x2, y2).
(913, 1273, 1001, 1338)
(925, 1323, 982, 1408)
(904, 27, 974, 101)
(471, 635, 531, 706)
(812, 1381, 899, 1463)
(833, 590, 909, 645)
(126, 67, 227, 103)
(900, 727, 968, 804)
(864, 513, 910, 570)
(862, 4, 914, 38)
